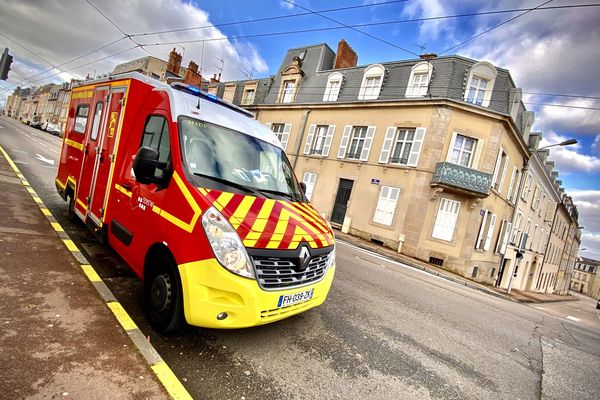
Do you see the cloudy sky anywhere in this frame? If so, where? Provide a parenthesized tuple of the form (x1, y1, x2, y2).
(1, 0, 599, 258)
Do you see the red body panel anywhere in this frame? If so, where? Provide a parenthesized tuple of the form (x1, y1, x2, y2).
(57, 77, 334, 283)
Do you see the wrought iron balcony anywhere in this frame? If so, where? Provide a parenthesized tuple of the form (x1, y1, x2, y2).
(431, 162, 492, 197)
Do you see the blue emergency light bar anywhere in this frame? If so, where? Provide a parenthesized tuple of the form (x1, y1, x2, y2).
(170, 82, 253, 118)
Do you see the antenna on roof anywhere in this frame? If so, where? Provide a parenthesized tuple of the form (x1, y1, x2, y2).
(412, 42, 427, 51)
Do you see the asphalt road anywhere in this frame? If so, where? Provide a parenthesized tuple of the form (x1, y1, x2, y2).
(1, 115, 599, 400)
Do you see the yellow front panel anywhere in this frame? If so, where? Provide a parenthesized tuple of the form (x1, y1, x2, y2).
(178, 258, 335, 329)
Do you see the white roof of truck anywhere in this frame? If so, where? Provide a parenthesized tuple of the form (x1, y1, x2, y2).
(76, 72, 283, 149)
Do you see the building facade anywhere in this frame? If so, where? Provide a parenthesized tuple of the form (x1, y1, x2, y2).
(570, 257, 600, 298)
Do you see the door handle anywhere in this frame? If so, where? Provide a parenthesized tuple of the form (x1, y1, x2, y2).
(121, 183, 132, 190)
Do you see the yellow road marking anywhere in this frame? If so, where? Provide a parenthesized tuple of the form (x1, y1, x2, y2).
(63, 239, 79, 252)
(81, 264, 102, 282)
(51, 222, 64, 232)
(40, 208, 52, 216)
(107, 302, 138, 331)
(151, 362, 193, 400)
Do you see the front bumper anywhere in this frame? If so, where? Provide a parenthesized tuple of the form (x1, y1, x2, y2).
(178, 258, 335, 328)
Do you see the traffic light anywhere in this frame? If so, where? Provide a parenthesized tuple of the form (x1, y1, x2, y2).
(0, 48, 13, 81)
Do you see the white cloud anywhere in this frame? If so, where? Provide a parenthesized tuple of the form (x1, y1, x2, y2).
(280, 0, 296, 10)
(567, 190, 600, 260)
(0, 0, 268, 92)
(540, 131, 600, 173)
(401, 0, 455, 43)
(532, 98, 600, 136)
(593, 135, 600, 154)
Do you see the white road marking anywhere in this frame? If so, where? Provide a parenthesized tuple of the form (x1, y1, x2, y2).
(534, 306, 545, 310)
(566, 315, 580, 322)
(13, 161, 29, 165)
(36, 153, 55, 165)
(338, 240, 448, 282)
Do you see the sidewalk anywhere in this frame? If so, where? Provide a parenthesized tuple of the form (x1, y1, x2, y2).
(0, 151, 170, 399)
(334, 229, 577, 304)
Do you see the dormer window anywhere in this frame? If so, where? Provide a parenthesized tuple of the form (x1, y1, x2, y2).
(323, 72, 343, 102)
(278, 56, 303, 103)
(282, 80, 296, 103)
(358, 64, 384, 100)
(464, 61, 497, 107)
(405, 61, 432, 97)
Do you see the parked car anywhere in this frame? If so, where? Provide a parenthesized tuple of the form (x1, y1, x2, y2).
(45, 123, 61, 136)
(30, 120, 43, 129)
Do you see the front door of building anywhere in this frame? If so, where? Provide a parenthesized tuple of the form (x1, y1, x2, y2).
(331, 178, 353, 225)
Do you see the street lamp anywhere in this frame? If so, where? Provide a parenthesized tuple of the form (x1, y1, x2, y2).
(538, 139, 578, 151)
(503, 138, 578, 294)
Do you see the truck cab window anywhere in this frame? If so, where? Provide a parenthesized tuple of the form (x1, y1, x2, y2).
(74, 104, 90, 134)
(141, 115, 170, 179)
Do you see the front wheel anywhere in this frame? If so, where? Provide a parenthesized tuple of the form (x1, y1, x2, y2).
(143, 255, 184, 333)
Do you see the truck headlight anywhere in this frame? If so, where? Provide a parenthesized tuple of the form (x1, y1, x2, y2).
(201, 206, 255, 279)
(326, 249, 336, 271)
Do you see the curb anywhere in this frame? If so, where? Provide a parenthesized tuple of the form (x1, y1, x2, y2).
(336, 237, 516, 302)
(0, 146, 192, 400)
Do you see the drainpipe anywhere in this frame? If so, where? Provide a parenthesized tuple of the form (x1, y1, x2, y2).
(292, 108, 311, 169)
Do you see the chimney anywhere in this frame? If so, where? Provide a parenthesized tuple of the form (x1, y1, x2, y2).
(334, 39, 358, 69)
(166, 47, 182, 75)
(210, 73, 221, 83)
(419, 53, 437, 60)
(183, 61, 202, 86)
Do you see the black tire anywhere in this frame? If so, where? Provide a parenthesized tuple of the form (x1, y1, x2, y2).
(68, 195, 79, 224)
(143, 254, 184, 333)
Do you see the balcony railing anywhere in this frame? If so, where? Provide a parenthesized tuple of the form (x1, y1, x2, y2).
(431, 162, 492, 197)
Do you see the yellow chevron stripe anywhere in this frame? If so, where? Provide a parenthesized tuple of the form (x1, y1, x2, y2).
(198, 187, 209, 196)
(279, 207, 327, 245)
(293, 202, 329, 232)
(213, 192, 234, 212)
(230, 196, 256, 229)
(288, 225, 318, 249)
(243, 199, 275, 247)
(151, 172, 201, 233)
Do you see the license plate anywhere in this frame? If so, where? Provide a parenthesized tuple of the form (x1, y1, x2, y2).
(277, 288, 314, 308)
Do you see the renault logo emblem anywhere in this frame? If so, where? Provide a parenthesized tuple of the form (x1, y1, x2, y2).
(298, 246, 311, 270)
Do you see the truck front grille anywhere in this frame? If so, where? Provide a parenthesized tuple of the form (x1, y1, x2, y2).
(253, 251, 331, 290)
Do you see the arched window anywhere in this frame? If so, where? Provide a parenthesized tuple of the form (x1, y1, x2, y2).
(464, 61, 498, 107)
(358, 64, 385, 100)
(323, 72, 343, 102)
(405, 61, 433, 97)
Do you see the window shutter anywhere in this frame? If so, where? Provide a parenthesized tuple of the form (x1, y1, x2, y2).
(476, 210, 489, 249)
(302, 172, 317, 201)
(497, 221, 512, 254)
(491, 149, 503, 187)
(281, 123, 292, 151)
(498, 155, 509, 193)
(407, 127, 426, 167)
(507, 167, 517, 201)
(303, 124, 316, 155)
(360, 126, 376, 161)
(472, 138, 484, 169)
(446, 132, 458, 162)
(483, 214, 497, 251)
(379, 127, 396, 163)
(373, 186, 399, 226)
(432, 198, 461, 242)
(322, 125, 336, 156)
(337, 125, 352, 159)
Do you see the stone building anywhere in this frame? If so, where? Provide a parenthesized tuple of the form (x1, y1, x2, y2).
(210, 40, 575, 284)
(571, 257, 600, 298)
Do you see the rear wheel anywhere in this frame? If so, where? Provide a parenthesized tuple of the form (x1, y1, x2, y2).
(67, 195, 79, 223)
(143, 254, 184, 333)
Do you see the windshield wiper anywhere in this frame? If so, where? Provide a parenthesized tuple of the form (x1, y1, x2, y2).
(257, 188, 301, 202)
(192, 173, 262, 197)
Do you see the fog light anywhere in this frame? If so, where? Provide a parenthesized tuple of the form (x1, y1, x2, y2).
(217, 312, 228, 320)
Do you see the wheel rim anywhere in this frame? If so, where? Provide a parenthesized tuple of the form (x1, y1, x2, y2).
(150, 272, 172, 313)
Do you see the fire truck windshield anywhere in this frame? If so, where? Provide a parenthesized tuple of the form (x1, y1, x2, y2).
(179, 117, 304, 201)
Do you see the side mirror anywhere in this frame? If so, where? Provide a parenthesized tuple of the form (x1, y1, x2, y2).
(133, 146, 168, 184)
(300, 182, 307, 193)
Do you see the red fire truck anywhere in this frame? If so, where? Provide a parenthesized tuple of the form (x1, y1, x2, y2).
(55, 73, 335, 332)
